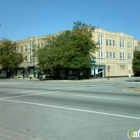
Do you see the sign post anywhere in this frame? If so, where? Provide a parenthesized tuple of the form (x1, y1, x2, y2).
(128, 65, 131, 77)
(107, 66, 110, 80)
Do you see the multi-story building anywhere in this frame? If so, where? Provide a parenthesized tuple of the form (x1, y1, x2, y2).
(0, 28, 139, 78)
(15, 35, 49, 78)
(91, 28, 139, 78)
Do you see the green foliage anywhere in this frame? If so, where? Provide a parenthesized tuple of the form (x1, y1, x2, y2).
(0, 39, 23, 69)
(14, 76, 19, 79)
(29, 75, 34, 79)
(133, 50, 140, 73)
(0, 75, 6, 79)
(35, 21, 98, 70)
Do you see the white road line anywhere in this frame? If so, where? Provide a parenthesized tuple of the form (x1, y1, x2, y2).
(1, 99, 140, 120)
(74, 95, 122, 100)
(67, 87, 87, 90)
(0, 90, 43, 96)
(48, 87, 87, 91)
(9, 90, 42, 94)
(0, 91, 54, 101)
(0, 82, 22, 84)
(85, 84, 115, 86)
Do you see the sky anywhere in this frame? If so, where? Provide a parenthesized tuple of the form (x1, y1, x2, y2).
(0, 0, 140, 41)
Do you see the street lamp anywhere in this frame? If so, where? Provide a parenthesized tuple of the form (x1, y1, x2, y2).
(23, 68, 25, 79)
(128, 65, 131, 77)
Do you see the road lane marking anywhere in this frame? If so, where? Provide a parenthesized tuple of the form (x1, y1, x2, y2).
(1, 99, 140, 120)
(45, 87, 88, 91)
(74, 95, 122, 100)
(0, 82, 23, 84)
(0, 91, 55, 101)
(85, 84, 116, 86)
(7, 90, 42, 94)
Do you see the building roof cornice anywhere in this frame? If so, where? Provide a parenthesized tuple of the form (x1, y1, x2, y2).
(94, 27, 133, 38)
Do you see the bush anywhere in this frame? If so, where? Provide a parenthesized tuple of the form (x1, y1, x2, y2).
(14, 76, 19, 79)
(29, 75, 34, 79)
(0, 75, 6, 79)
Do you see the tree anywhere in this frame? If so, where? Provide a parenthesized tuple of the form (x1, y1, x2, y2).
(133, 50, 140, 76)
(0, 39, 23, 78)
(68, 21, 98, 68)
(35, 30, 73, 70)
(35, 21, 98, 78)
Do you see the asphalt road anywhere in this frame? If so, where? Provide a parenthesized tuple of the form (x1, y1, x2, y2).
(0, 78, 140, 140)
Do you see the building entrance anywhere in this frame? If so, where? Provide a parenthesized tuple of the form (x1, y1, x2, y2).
(91, 65, 105, 78)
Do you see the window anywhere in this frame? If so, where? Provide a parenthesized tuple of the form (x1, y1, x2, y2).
(31, 56, 34, 62)
(109, 39, 112, 46)
(16, 47, 18, 52)
(24, 56, 27, 62)
(127, 53, 131, 59)
(24, 46, 28, 52)
(20, 46, 22, 52)
(98, 35, 103, 46)
(15, 47, 18, 52)
(106, 51, 109, 58)
(120, 38, 125, 48)
(30, 41, 34, 51)
(134, 46, 138, 50)
(127, 42, 131, 48)
(29, 55, 34, 62)
(113, 40, 115, 46)
(106, 39, 108, 46)
(41, 43, 44, 48)
(14, 47, 16, 52)
(110, 51, 112, 58)
(120, 52, 125, 59)
(38, 43, 44, 48)
(113, 52, 115, 58)
(46, 42, 50, 46)
(98, 49, 103, 58)
(46, 42, 50, 48)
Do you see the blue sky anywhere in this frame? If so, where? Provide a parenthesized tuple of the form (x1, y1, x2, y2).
(0, 0, 140, 41)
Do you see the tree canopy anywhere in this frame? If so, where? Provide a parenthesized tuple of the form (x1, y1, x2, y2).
(35, 21, 98, 71)
(0, 39, 23, 69)
(133, 50, 140, 76)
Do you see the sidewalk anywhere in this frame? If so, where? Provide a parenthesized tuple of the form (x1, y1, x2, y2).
(6, 76, 140, 83)
(23, 77, 119, 82)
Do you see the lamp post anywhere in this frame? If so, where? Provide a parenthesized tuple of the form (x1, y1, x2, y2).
(107, 66, 110, 80)
(23, 68, 25, 79)
(128, 65, 131, 77)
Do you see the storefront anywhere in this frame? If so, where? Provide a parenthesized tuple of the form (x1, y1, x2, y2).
(91, 65, 106, 78)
